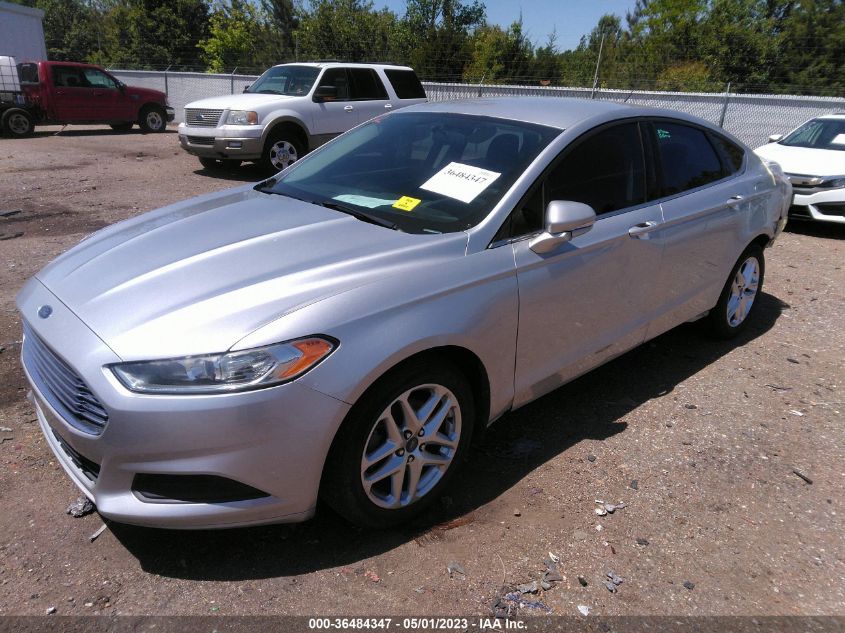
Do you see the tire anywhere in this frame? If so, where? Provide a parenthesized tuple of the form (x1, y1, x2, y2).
(138, 105, 167, 133)
(199, 157, 242, 170)
(110, 122, 133, 132)
(261, 129, 304, 173)
(705, 244, 765, 339)
(2, 108, 34, 137)
(321, 359, 475, 528)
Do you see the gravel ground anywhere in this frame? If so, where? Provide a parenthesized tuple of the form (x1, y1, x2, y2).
(0, 126, 843, 619)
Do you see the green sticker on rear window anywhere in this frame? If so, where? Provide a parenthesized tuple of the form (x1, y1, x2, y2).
(657, 128, 671, 140)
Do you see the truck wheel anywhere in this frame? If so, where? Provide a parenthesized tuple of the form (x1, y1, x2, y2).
(261, 130, 304, 173)
(199, 157, 242, 170)
(110, 123, 133, 132)
(139, 105, 167, 133)
(2, 108, 34, 137)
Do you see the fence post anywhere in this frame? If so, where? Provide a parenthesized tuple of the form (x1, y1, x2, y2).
(718, 82, 731, 128)
(164, 65, 171, 96)
(231, 67, 238, 94)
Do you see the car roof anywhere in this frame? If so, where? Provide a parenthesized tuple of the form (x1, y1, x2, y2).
(275, 62, 415, 71)
(398, 97, 717, 131)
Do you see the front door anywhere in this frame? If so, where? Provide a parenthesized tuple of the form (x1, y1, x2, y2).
(79, 67, 134, 121)
(311, 68, 358, 137)
(509, 121, 666, 406)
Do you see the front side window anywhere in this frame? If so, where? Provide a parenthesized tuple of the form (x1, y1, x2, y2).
(82, 69, 116, 89)
(258, 112, 560, 234)
(246, 65, 319, 96)
(653, 122, 723, 195)
(315, 68, 350, 101)
(547, 122, 647, 215)
(780, 118, 845, 152)
(349, 68, 387, 100)
(52, 66, 85, 88)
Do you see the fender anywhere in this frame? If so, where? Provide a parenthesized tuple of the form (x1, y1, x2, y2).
(260, 111, 314, 149)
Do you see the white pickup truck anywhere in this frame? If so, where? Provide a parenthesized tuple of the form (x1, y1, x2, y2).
(178, 62, 427, 172)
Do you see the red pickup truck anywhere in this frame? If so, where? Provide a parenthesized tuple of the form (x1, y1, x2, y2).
(1, 60, 174, 136)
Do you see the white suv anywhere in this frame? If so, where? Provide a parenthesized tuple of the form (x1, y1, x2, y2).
(178, 62, 427, 172)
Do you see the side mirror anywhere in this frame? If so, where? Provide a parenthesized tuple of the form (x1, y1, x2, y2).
(529, 200, 596, 254)
(768, 134, 783, 143)
(242, 84, 251, 93)
(313, 85, 337, 102)
(116, 80, 125, 92)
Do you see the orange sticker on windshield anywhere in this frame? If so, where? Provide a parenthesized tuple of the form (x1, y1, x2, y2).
(393, 196, 421, 212)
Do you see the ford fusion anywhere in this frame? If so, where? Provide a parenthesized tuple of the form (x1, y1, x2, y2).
(19, 98, 791, 529)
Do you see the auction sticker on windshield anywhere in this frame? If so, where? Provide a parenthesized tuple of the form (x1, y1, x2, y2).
(392, 196, 421, 211)
(420, 162, 501, 203)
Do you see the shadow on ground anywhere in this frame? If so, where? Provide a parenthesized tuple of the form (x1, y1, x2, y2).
(193, 162, 269, 183)
(110, 291, 789, 581)
(785, 219, 845, 239)
(28, 128, 177, 138)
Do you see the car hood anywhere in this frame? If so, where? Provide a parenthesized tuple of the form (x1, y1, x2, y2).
(184, 93, 300, 111)
(754, 142, 845, 176)
(126, 86, 166, 103)
(35, 187, 467, 360)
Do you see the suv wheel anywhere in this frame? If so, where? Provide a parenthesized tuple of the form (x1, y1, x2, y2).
(262, 132, 303, 173)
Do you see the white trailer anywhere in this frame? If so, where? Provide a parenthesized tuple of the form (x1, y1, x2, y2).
(0, 1, 47, 60)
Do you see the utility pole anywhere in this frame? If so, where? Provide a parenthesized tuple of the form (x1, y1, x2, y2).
(590, 32, 606, 99)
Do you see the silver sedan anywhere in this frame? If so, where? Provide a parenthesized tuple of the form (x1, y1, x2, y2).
(18, 98, 791, 528)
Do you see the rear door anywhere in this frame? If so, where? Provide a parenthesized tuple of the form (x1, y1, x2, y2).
(48, 65, 91, 121)
(644, 120, 749, 337)
(508, 121, 666, 405)
(348, 67, 390, 124)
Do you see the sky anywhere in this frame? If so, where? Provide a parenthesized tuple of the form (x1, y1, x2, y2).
(375, 0, 638, 51)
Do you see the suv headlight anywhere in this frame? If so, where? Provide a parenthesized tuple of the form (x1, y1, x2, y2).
(110, 337, 335, 395)
(226, 110, 259, 125)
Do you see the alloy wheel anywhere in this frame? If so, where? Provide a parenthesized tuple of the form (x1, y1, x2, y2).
(726, 255, 760, 327)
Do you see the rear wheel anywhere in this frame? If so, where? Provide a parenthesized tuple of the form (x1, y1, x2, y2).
(109, 122, 133, 132)
(138, 105, 167, 133)
(706, 244, 765, 339)
(321, 360, 475, 528)
(2, 108, 34, 137)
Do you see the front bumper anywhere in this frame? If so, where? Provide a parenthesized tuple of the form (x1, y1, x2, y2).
(177, 123, 263, 160)
(788, 184, 845, 224)
(17, 278, 351, 529)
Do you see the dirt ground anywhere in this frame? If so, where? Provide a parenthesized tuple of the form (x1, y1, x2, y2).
(0, 126, 843, 619)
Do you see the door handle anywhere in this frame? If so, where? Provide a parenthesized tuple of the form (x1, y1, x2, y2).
(93, 91, 104, 96)
(384, 103, 393, 109)
(343, 105, 354, 112)
(726, 195, 744, 208)
(56, 90, 66, 95)
(628, 220, 660, 238)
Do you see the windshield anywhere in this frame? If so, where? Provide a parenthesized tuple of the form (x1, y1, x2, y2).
(259, 112, 560, 234)
(246, 65, 319, 96)
(780, 118, 845, 151)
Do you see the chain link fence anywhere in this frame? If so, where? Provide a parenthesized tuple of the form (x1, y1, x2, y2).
(110, 69, 845, 148)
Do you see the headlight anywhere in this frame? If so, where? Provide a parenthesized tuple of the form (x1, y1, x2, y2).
(110, 337, 335, 395)
(821, 176, 845, 189)
(226, 110, 259, 125)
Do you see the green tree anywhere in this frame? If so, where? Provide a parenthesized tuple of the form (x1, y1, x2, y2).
(197, 0, 264, 72)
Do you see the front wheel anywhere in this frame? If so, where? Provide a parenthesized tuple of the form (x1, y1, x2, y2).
(321, 360, 475, 528)
(261, 131, 303, 173)
(138, 105, 167, 133)
(2, 108, 34, 137)
(706, 244, 765, 339)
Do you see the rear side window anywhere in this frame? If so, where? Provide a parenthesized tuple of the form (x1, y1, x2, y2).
(709, 132, 745, 175)
(51, 65, 86, 88)
(17, 63, 38, 84)
(349, 68, 387, 100)
(547, 122, 647, 215)
(384, 69, 426, 99)
(653, 122, 723, 195)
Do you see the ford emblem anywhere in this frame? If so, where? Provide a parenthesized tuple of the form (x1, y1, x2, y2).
(37, 305, 52, 319)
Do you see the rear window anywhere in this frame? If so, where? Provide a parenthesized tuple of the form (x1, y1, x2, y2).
(384, 69, 426, 99)
(349, 68, 387, 100)
(653, 122, 724, 195)
(17, 63, 39, 84)
(709, 132, 745, 175)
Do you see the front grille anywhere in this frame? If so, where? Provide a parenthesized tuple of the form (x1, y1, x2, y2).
(51, 427, 100, 482)
(815, 203, 845, 217)
(185, 108, 223, 128)
(788, 205, 812, 219)
(22, 322, 109, 436)
(187, 136, 215, 146)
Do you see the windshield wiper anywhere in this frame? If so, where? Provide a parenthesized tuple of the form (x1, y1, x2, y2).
(319, 200, 398, 230)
